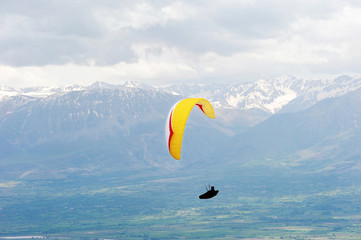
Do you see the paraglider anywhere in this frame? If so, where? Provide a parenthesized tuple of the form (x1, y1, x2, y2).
(165, 98, 219, 199)
(165, 98, 215, 160)
(199, 185, 219, 199)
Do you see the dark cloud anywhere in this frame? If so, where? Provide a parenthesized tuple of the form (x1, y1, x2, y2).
(0, 0, 104, 66)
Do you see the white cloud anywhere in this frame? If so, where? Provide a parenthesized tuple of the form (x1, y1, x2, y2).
(1, 0, 361, 87)
(0, 44, 198, 88)
(284, 5, 361, 73)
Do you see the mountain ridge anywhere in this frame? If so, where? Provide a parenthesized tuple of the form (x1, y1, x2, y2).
(2, 75, 361, 114)
(1, 75, 361, 181)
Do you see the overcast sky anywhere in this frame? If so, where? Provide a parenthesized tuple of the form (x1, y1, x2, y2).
(1, 0, 361, 88)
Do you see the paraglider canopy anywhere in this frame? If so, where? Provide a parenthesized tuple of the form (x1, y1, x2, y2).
(165, 98, 215, 160)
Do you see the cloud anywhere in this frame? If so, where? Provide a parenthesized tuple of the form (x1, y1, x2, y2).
(93, 1, 194, 31)
(1, 0, 361, 87)
(284, 5, 361, 74)
(0, 44, 199, 88)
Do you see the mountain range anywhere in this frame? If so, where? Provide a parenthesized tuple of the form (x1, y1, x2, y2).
(1, 75, 361, 181)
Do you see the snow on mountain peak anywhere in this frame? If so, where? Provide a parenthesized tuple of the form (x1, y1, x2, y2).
(122, 80, 140, 88)
(56, 84, 84, 92)
(88, 81, 117, 89)
(221, 76, 301, 113)
(164, 75, 361, 114)
(0, 86, 19, 100)
(121, 80, 153, 90)
(0, 84, 87, 100)
(1, 75, 361, 115)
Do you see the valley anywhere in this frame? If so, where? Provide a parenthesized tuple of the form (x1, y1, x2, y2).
(2, 167, 361, 239)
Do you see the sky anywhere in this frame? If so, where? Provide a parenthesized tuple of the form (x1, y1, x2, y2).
(1, 0, 361, 88)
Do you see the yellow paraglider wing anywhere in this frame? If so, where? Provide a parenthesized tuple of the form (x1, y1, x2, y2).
(166, 98, 215, 160)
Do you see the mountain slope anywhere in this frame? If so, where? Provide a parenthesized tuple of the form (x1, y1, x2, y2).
(0, 86, 177, 178)
(2, 77, 361, 181)
(0, 85, 235, 180)
(228, 87, 361, 173)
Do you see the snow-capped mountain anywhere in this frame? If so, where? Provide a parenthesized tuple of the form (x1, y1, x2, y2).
(0, 84, 85, 100)
(1, 75, 361, 180)
(0, 84, 186, 179)
(0, 84, 177, 148)
(227, 86, 361, 172)
(0, 86, 20, 100)
(2, 75, 361, 114)
(165, 75, 361, 113)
